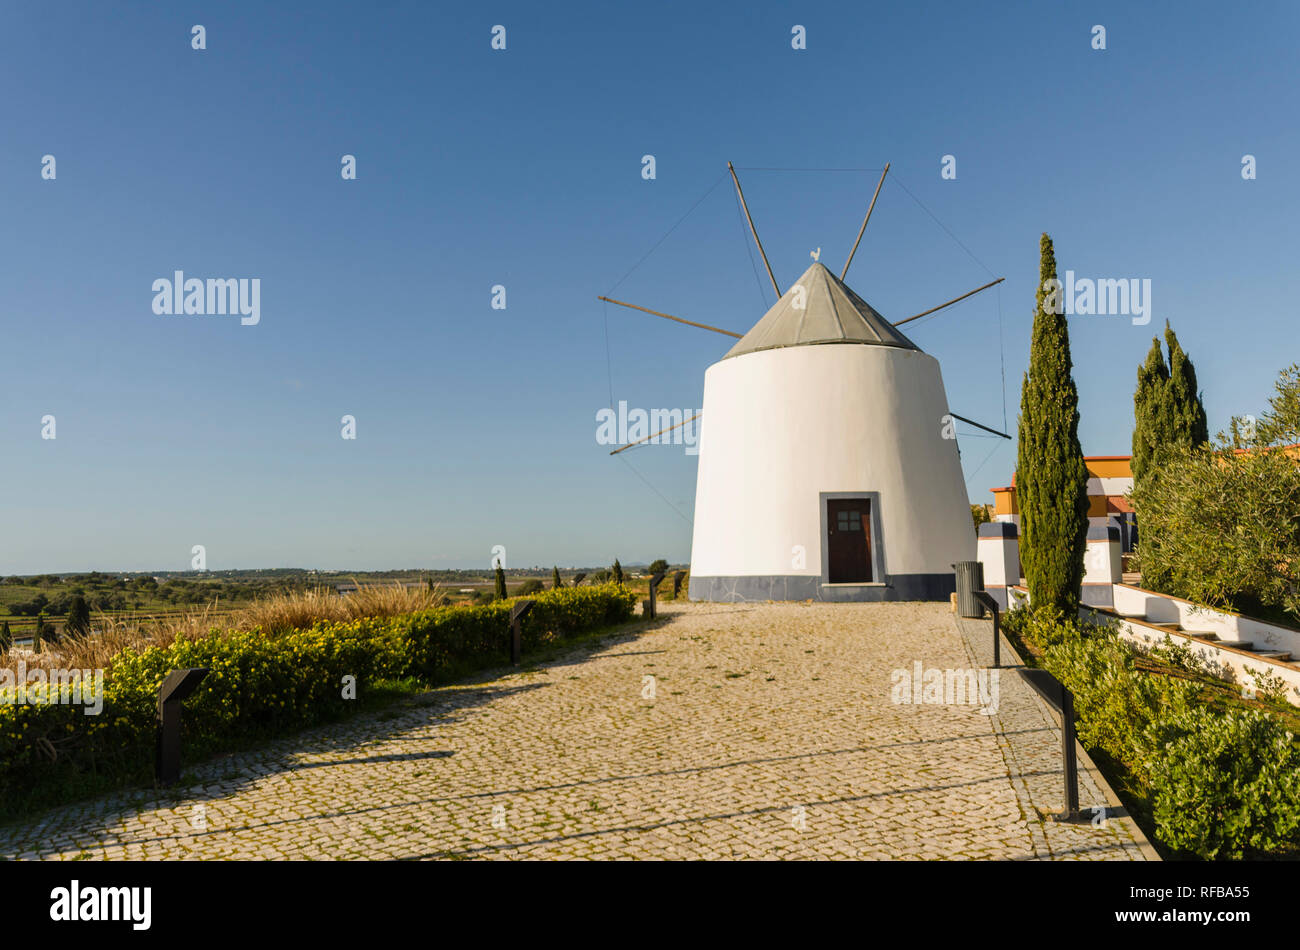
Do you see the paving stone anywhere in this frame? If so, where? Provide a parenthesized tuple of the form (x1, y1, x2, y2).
(0, 602, 1148, 860)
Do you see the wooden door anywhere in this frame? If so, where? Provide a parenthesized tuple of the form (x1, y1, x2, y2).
(827, 499, 873, 583)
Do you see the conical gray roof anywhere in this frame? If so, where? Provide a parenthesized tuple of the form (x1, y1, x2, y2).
(723, 262, 920, 359)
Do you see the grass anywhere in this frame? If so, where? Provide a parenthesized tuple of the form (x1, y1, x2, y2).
(0, 568, 674, 644)
(2, 583, 453, 675)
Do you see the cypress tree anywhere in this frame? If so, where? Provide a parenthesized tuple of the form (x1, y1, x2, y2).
(1164, 322, 1209, 448)
(0, 620, 10, 651)
(66, 595, 91, 637)
(1016, 233, 1090, 614)
(494, 564, 507, 600)
(551, 566, 563, 589)
(1132, 336, 1172, 489)
(612, 559, 624, 586)
(1131, 322, 1208, 590)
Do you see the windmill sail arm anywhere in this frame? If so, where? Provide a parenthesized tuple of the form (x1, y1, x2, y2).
(728, 162, 780, 297)
(841, 162, 890, 280)
(893, 277, 1005, 327)
(598, 296, 742, 338)
(949, 412, 1011, 440)
(609, 412, 702, 455)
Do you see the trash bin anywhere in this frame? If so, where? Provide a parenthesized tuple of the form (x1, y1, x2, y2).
(953, 561, 985, 618)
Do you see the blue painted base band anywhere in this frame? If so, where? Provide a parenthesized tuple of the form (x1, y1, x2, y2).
(687, 574, 956, 603)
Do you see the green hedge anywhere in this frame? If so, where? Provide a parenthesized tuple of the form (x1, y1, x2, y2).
(1147, 705, 1300, 859)
(1005, 606, 1300, 858)
(0, 585, 636, 821)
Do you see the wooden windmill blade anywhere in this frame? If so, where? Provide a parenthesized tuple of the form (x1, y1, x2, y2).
(597, 296, 741, 338)
(609, 413, 702, 455)
(842, 163, 890, 280)
(894, 277, 1005, 327)
(728, 162, 780, 297)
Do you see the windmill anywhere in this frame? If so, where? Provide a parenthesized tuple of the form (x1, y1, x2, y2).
(603, 163, 1008, 603)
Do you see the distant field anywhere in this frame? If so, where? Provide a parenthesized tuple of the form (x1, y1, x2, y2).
(0, 566, 683, 638)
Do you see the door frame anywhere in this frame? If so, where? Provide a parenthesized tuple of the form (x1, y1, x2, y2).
(819, 491, 887, 587)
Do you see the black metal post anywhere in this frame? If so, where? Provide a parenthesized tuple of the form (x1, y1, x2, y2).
(1062, 687, 1080, 819)
(973, 590, 1000, 669)
(509, 600, 536, 666)
(647, 572, 666, 619)
(1018, 667, 1083, 822)
(156, 668, 210, 787)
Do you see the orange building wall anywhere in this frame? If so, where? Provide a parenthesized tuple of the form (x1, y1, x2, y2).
(992, 456, 1133, 514)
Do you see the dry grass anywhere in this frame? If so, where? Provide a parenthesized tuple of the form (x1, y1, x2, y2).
(1, 583, 449, 674)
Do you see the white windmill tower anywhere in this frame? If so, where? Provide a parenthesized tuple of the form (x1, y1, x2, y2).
(602, 163, 1007, 602)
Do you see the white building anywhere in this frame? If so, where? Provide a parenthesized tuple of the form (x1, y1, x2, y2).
(689, 262, 974, 602)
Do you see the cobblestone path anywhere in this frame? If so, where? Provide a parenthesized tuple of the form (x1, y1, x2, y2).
(0, 602, 1153, 860)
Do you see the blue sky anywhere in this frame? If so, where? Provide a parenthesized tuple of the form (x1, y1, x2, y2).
(2, 1, 1297, 573)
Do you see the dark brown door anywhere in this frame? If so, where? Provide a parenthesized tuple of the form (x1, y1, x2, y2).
(827, 499, 873, 583)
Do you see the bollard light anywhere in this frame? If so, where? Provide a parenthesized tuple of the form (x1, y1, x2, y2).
(156, 667, 209, 787)
(646, 572, 666, 619)
(509, 600, 536, 666)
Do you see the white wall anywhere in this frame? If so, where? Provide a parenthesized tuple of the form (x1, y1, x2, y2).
(1113, 584, 1300, 656)
(1084, 538, 1122, 585)
(690, 343, 973, 580)
(977, 534, 1018, 587)
(1086, 476, 1133, 496)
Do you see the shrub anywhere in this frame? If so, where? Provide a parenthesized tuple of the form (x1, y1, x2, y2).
(516, 579, 544, 596)
(612, 560, 624, 586)
(1041, 631, 1196, 777)
(0, 585, 636, 820)
(1133, 438, 1300, 624)
(1132, 364, 1300, 624)
(1147, 706, 1300, 859)
(1002, 605, 1077, 653)
(1020, 611, 1300, 857)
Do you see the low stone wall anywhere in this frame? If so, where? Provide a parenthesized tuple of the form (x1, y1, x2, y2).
(1112, 583, 1300, 659)
(1007, 583, 1300, 707)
